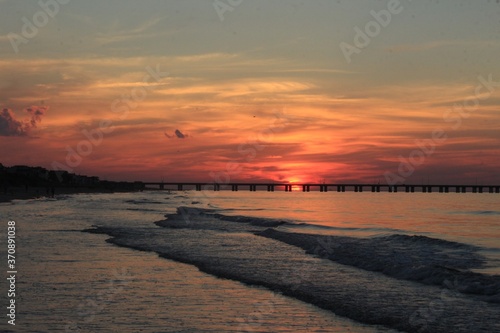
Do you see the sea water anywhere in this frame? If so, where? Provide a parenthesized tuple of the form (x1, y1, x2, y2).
(0, 191, 498, 332)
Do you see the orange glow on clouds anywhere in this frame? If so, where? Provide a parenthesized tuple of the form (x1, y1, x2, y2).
(1, 2, 500, 185)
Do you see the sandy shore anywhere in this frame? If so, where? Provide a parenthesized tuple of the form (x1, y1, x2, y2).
(0, 186, 137, 203)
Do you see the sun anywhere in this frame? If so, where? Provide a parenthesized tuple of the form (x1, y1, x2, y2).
(287, 177, 303, 191)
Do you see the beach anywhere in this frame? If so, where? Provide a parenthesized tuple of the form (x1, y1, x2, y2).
(1, 192, 393, 332)
(1, 191, 499, 332)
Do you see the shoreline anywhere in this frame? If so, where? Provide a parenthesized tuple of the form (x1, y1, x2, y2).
(0, 186, 140, 203)
(8, 197, 380, 333)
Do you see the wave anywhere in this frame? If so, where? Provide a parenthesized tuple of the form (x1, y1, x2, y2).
(165, 207, 500, 300)
(126, 208, 159, 212)
(179, 207, 406, 233)
(83, 206, 500, 332)
(156, 206, 293, 229)
(124, 199, 164, 205)
(257, 229, 500, 300)
(218, 207, 267, 212)
(287, 222, 408, 234)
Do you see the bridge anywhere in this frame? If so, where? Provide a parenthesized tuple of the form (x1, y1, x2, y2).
(141, 182, 500, 193)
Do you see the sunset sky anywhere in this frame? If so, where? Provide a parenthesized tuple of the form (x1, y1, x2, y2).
(1, 0, 499, 184)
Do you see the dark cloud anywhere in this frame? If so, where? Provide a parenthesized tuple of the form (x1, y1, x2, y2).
(174, 129, 186, 139)
(0, 106, 48, 136)
(164, 129, 187, 139)
(0, 109, 23, 136)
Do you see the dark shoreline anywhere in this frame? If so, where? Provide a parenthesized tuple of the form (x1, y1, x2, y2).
(0, 186, 140, 203)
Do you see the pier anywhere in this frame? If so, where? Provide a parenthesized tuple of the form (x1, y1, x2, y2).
(142, 182, 500, 193)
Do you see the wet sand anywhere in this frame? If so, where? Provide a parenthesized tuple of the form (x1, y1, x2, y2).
(4, 193, 387, 332)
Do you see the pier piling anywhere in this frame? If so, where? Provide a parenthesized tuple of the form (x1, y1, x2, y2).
(141, 182, 500, 194)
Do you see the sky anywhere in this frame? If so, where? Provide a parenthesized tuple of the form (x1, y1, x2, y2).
(0, 0, 499, 184)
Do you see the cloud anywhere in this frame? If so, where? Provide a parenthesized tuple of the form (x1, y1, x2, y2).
(174, 129, 186, 139)
(164, 129, 187, 139)
(94, 17, 170, 45)
(0, 106, 48, 136)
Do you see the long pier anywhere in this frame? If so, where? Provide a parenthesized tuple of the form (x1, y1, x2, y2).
(142, 182, 500, 193)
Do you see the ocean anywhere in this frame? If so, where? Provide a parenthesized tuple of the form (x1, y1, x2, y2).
(1, 191, 499, 332)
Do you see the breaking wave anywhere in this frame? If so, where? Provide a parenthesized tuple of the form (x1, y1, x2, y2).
(84, 206, 500, 333)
